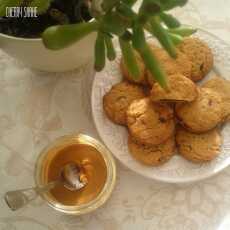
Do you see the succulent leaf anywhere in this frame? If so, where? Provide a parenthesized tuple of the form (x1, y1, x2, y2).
(104, 34, 116, 60)
(94, 31, 106, 71)
(101, 11, 130, 36)
(132, 24, 168, 89)
(158, 0, 188, 11)
(167, 26, 197, 36)
(119, 37, 141, 80)
(42, 21, 98, 50)
(149, 17, 177, 58)
(159, 12, 181, 28)
(167, 32, 183, 45)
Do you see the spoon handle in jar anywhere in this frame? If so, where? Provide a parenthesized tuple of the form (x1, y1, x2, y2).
(4, 181, 59, 211)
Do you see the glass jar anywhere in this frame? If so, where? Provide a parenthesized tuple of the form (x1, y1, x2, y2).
(34, 133, 116, 215)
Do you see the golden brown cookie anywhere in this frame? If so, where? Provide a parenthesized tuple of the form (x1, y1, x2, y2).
(120, 52, 147, 85)
(127, 98, 175, 146)
(175, 88, 223, 133)
(202, 77, 230, 121)
(103, 81, 145, 125)
(147, 47, 192, 86)
(176, 127, 222, 163)
(128, 135, 175, 166)
(177, 37, 213, 82)
(150, 73, 198, 102)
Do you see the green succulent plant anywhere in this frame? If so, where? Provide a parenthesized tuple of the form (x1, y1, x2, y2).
(0, 0, 197, 88)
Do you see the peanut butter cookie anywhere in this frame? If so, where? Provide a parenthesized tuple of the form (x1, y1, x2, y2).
(177, 37, 213, 82)
(151, 73, 198, 102)
(147, 47, 192, 86)
(128, 135, 175, 166)
(120, 52, 147, 85)
(175, 88, 223, 133)
(176, 127, 221, 163)
(103, 81, 145, 125)
(127, 98, 175, 146)
(202, 77, 230, 121)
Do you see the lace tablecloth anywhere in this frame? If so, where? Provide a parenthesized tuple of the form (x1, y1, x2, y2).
(1, 1, 230, 229)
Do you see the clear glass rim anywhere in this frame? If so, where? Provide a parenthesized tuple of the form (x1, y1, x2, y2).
(34, 133, 116, 215)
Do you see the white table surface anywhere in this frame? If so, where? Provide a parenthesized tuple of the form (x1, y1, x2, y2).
(1, 1, 230, 229)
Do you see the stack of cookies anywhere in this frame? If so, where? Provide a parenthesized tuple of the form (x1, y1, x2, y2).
(103, 37, 230, 166)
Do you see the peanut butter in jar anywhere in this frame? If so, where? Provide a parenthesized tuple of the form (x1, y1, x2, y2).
(35, 134, 116, 215)
(46, 144, 107, 206)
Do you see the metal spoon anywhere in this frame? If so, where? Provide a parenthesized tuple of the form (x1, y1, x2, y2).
(4, 162, 88, 211)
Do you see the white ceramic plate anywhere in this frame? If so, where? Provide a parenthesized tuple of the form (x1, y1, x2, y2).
(91, 29, 230, 183)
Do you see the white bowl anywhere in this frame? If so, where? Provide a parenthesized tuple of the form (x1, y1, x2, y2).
(0, 31, 96, 72)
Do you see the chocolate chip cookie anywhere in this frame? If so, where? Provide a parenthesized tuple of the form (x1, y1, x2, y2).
(202, 76, 230, 121)
(177, 37, 213, 82)
(103, 81, 145, 125)
(127, 98, 175, 145)
(150, 73, 198, 102)
(176, 127, 222, 163)
(175, 88, 223, 133)
(128, 135, 175, 166)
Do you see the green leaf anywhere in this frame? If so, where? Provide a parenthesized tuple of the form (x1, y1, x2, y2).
(132, 23, 146, 52)
(0, 0, 23, 16)
(158, 0, 188, 11)
(94, 32, 106, 71)
(139, 0, 161, 16)
(159, 12, 181, 28)
(138, 0, 161, 24)
(141, 46, 168, 89)
(149, 17, 177, 58)
(116, 2, 137, 20)
(132, 24, 168, 89)
(42, 21, 98, 50)
(168, 32, 183, 45)
(28, 0, 52, 14)
(119, 37, 141, 80)
(101, 11, 131, 36)
(167, 26, 197, 36)
(104, 34, 116, 61)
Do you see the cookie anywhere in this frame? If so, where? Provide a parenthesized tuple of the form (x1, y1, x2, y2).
(175, 88, 223, 133)
(202, 77, 230, 121)
(150, 73, 198, 102)
(177, 37, 213, 82)
(120, 52, 147, 85)
(176, 127, 221, 163)
(147, 47, 192, 86)
(127, 98, 175, 146)
(103, 81, 145, 125)
(128, 135, 175, 166)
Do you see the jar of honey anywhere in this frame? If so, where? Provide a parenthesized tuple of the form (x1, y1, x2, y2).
(34, 134, 116, 215)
